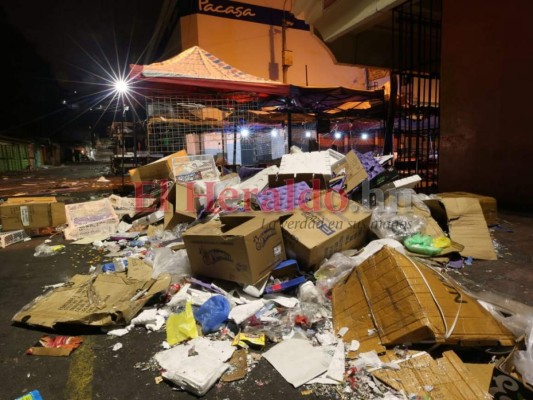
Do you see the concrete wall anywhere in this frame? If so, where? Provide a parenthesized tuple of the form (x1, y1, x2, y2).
(176, 0, 367, 88)
(440, 0, 533, 209)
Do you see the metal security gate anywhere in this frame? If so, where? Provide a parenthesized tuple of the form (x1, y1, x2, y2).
(392, 0, 442, 192)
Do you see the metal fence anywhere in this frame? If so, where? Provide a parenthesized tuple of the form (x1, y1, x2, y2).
(392, 0, 442, 192)
(145, 94, 288, 165)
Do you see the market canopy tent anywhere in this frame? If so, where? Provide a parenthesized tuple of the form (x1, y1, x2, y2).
(129, 46, 290, 99)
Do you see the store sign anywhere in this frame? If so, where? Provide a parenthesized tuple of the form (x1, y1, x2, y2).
(179, 0, 310, 30)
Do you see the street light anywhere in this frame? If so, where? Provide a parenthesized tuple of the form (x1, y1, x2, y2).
(113, 79, 131, 191)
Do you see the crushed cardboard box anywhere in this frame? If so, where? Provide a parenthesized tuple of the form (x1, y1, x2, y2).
(373, 350, 490, 400)
(129, 149, 187, 183)
(333, 246, 514, 347)
(282, 191, 370, 269)
(183, 213, 286, 285)
(425, 197, 497, 260)
(0, 197, 66, 231)
(12, 258, 170, 329)
(438, 192, 498, 226)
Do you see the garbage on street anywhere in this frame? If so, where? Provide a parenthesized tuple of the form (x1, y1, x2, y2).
(2, 149, 533, 400)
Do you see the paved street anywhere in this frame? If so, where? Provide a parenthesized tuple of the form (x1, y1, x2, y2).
(1, 163, 532, 400)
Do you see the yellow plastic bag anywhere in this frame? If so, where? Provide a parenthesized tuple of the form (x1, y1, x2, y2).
(166, 302, 198, 345)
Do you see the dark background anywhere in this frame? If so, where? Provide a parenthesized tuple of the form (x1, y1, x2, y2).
(1, 0, 164, 142)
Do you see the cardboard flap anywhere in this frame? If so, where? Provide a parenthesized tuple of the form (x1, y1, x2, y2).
(332, 150, 368, 192)
(441, 197, 497, 260)
(373, 350, 490, 399)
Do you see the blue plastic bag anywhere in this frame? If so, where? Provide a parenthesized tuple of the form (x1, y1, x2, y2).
(193, 295, 230, 334)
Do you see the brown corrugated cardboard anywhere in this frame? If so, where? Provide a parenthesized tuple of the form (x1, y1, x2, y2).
(425, 197, 497, 260)
(182, 213, 286, 285)
(129, 149, 187, 182)
(332, 266, 386, 354)
(332, 150, 368, 192)
(439, 192, 498, 226)
(12, 258, 170, 329)
(0, 197, 66, 231)
(373, 350, 490, 399)
(282, 191, 370, 269)
(490, 339, 533, 400)
(440, 197, 497, 260)
(336, 246, 514, 347)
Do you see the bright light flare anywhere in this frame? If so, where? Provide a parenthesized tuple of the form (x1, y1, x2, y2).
(114, 79, 129, 94)
(334, 131, 342, 140)
(361, 132, 369, 140)
(305, 130, 312, 138)
(271, 128, 278, 138)
(240, 128, 250, 138)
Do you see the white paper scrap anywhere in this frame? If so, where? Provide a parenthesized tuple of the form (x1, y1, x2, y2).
(229, 300, 265, 325)
(326, 341, 345, 382)
(263, 338, 333, 388)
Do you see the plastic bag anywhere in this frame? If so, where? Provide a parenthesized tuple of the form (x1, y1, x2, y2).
(514, 324, 533, 386)
(151, 248, 191, 282)
(370, 206, 426, 241)
(404, 234, 444, 256)
(166, 302, 198, 346)
(34, 244, 65, 257)
(194, 295, 230, 334)
(314, 253, 357, 293)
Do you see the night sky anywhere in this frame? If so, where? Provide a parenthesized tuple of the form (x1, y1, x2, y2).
(1, 0, 165, 142)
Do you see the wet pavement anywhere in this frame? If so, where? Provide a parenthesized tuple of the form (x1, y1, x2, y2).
(1, 162, 532, 399)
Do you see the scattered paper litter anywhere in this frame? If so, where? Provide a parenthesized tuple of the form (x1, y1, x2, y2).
(229, 300, 265, 325)
(338, 327, 349, 337)
(112, 342, 123, 351)
(97, 176, 111, 183)
(263, 338, 333, 388)
(154, 337, 235, 396)
(349, 340, 361, 352)
(326, 341, 345, 382)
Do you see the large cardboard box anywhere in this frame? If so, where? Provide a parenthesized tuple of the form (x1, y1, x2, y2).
(333, 246, 515, 348)
(129, 149, 187, 183)
(182, 213, 286, 285)
(281, 191, 370, 269)
(438, 192, 498, 226)
(0, 197, 66, 231)
(490, 340, 533, 400)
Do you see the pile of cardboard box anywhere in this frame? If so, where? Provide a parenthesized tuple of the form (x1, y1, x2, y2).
(6, 148, 532, 399)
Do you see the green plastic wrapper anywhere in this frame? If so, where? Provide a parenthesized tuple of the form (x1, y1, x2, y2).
(404, 234, 444, 256)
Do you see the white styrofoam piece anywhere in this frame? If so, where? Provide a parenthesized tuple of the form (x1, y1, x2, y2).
(279, 151, 345, 176)
(392, 174, 422, 189)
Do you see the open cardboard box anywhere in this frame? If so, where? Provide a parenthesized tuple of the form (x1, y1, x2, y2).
(182, 212, 286, 285)
(129, 149, 187, 183)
